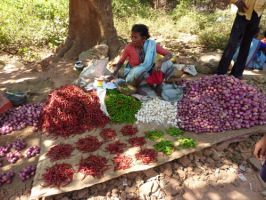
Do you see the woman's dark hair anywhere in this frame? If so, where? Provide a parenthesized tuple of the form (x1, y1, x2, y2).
(264, 30, 266, 38)
(131, 24, 150, 39)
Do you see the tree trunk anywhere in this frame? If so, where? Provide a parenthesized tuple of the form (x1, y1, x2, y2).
(56, 0, 122, 60)
(149, 0, 178, 10)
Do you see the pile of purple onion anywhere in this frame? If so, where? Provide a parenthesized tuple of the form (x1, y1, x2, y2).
(0, 139, 40, 165)
(25, 146, 40, 158)
(19, 165, 36, 181)
(6, 151, 21, 164)
(12, 139, 26, 151)
(0, 103, 43, 135)
(0, 145, 11, 157)
(0, 171, 15, 186)
(178, 75, 266, 133)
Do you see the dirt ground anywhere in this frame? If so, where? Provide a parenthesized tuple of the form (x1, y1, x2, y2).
(0, 53, 79, 102)
(1, 46, 266, 200)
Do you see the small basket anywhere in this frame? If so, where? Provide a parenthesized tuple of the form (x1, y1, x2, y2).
(117, 83, 136, 95)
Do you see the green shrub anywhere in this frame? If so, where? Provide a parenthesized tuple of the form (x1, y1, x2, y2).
(112, 0, 151, 18)
(0, 0, 68, 52)
(0, 0, 245, 58)
(198, 26, 229, 50)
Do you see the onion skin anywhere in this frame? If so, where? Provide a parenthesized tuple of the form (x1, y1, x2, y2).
(0, 103, 43, 135)
(178, 75, 266, 133)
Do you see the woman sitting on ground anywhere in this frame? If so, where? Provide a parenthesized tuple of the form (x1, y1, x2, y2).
(110, 24, 174, 88)
(233, 28, 266, 71)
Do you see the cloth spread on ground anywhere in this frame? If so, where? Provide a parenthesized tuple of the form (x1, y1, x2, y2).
(135, 83, 184, 102)
(30, 124, 266, 199)
(161, 84, 184, 102)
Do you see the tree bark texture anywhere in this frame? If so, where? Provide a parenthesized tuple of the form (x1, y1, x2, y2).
(57, 0, 121, 60)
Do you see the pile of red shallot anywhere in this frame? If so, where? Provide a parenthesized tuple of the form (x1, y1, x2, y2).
(178, 75, 266, 133)
(0, 103, 43, 135)
(39, 85, 109, 137)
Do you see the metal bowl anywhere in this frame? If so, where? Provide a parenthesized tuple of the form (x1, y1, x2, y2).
(74, 61, 85, 72)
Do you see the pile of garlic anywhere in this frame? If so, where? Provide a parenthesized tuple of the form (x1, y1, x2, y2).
(135, 98, 178, 127)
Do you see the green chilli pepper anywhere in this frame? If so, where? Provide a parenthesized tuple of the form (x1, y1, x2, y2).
(105, 90, 141, 124)
(145, 130, 164, 141)
(177, 137, 197, 148)
(154, 140, 174, 155)
(166, 127, 184, 137)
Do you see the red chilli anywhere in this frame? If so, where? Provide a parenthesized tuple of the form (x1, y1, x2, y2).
(46, 143, 74, 162)
(76, 136, 103, 153)
(105, 141, 127, 154)
(78, 155, 109, 178)
(39, 85, 109, 138)
(135, 149, 158, 164)
(100, 128, 117, 141)
(42, 163, 74, 188)
(128, 137, 146, 147)
(120, 125, 138, 136)
(113, 154, 133, 171)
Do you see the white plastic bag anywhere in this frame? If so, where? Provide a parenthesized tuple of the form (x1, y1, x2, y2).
(183, 65, 198, 76)
(74, 58, 109, 87)
(96, 88, 109, 117)
(80, 58, 109, 80)
(173, 64, 185, 71)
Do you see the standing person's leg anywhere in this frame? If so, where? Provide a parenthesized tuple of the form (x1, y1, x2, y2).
(231, 12, 261, 78)
(217, 14, 247, 75)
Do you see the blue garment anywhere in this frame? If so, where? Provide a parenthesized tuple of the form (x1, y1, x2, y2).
(124, 39, 157, 83)
(233, 38, 266, 70)
(124, 39, 174, 84)
(260, 161, 266, 182)
(217, 12, 261, 77)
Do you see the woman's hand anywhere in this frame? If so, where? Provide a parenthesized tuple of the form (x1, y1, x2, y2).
(107, 63, 123, 81)
(154, 61, 162, 71)
(106, 74, 116, 82)
(254, 135, 266, 160)
(235, 0, 248, 13)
